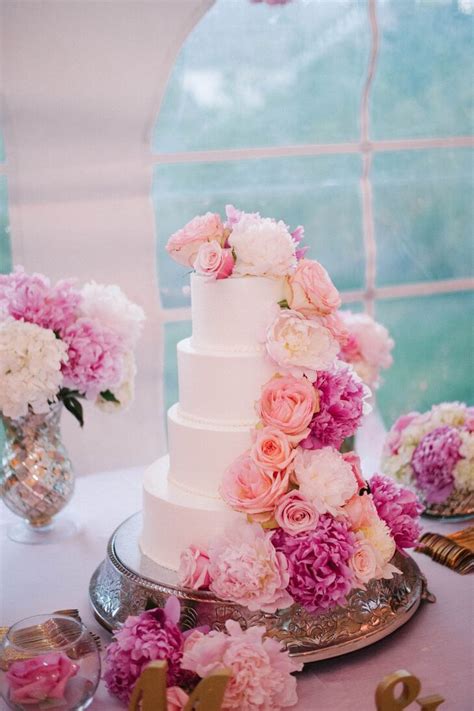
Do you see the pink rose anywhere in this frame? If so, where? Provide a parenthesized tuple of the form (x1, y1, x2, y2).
(219, 452, 290, 522)
(275, 491, 319, 535)
(342, 451, 366, 490)
(6, 653, 78, 705)
(250, 427, 296, 473)
(286, 259, 341, 317)
(265, 309, 340, 381)
(344, 493, 379, 530)
(167, 686, 189, 711)
(194, 242, 234, 280)
(166, 213, 226, 267)
(259, 375, 318, 437)
(349, 535, 378, 587)
(208, 521, 294, 612)
(178, 545, 211, 590)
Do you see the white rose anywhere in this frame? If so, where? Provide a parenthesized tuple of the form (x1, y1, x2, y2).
(228, 213, 297, 277)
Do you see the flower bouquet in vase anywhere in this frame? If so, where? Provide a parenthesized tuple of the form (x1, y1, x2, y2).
(382, 402, 474, 519)
(0, 268, 144, 543)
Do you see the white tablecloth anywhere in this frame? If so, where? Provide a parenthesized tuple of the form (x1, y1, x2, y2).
(1, 467, 473, 710)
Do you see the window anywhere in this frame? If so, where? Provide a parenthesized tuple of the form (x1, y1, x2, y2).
(153, 0, 474, 423)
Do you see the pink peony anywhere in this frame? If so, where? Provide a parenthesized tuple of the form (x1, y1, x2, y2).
(6, 653, 78, 705)
(285, 259, 341, 317)
(259, 374, 319, 437)
(370, 474, 423, 551)
(265, 309, 339, 382)
(182, 620, 302, 711)
(167, 686, 189, 711)
(166, 213, 226, 267)
(275, 491, 319, 535)
(318, 311, 350, 348)
(250, 426, 296, 473)
(220, 452, 290, 521)
(294, 447, 358, 516)
(178, 545, 211, 590)
(208, 520, 293, 613)
(411, 426, 461, 504)
(300, 366, 366, 450)
(339, 311, 394, 387)
(383, 411, 421, 456)
(194, 242, 234, 280)
(61, 317, 125, 399)
(349, 534, 379, 588)
(0, 266, 80, 334)
(104, 598, 184, 704)
(272, 515, 356, 613)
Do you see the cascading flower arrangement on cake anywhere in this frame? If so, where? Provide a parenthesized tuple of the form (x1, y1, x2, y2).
(165, 205, 422, 617)
(382, 402, 474, 514)
(0, 267, 144, 423)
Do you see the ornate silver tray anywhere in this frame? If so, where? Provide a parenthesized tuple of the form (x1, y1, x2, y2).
(89, 513, 435, 664)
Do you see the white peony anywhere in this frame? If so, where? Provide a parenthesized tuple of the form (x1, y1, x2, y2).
(265, 309, 340, 382)
(294, 447, 357, 516)
(228, 214, 297, 277)
(0, 320, 68, 419)
(81, 282, 145, 347)
(96, 351, 136, 413)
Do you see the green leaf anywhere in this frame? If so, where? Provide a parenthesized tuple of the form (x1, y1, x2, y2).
(277, 299, 289, 309)
(144, 597, 158, 611)
(62, 396, 84, 428)
(100, 390, 120, 404)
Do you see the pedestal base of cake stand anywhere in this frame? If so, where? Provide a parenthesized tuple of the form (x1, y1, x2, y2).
(89, 513, 435, 664)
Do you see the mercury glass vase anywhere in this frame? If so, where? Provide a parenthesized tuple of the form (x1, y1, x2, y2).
(0, 404, 76, 544)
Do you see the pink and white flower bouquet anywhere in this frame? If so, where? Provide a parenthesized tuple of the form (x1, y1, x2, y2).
(0, 267, 144, 424)
(382, 402, 474, 511)
(170, 207, 421, 616)
(104, 597, 303, 710)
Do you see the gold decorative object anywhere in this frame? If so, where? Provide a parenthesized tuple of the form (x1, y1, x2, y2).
(1, 405, 75, 543)
(375, 670, 444, 710)
(416, 525, 474, 574)
(422, 487, 474, 520)
(90, 513, 435, 665)
(129, 660, 230, 711)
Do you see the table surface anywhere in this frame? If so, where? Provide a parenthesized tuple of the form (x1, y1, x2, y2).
(1, 467, 473, 711)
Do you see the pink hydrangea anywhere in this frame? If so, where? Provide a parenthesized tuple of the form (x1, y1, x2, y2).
(208, 520, 294, 613)
(411, 426, 462, 504)
(104, 599, 184, 704)
(272, 515, 356, 613)
(0, 266, 80, 334)
(370, 474, 423, 551)
(182, 620, 302, 711)
(61, 317, 125, 398)
(300, 366, 366, 450)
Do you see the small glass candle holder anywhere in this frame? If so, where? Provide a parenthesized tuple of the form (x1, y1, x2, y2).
(0, 614, 101, 710)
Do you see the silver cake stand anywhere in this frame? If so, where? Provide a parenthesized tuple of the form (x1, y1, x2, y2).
(89, 513, 435, 664)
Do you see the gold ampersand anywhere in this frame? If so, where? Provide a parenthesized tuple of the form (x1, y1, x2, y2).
(128, 660, 231, 711)
(375, 670, 444, 711)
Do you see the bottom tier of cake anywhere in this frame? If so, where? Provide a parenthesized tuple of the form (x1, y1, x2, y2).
(140, 456, 241, 571)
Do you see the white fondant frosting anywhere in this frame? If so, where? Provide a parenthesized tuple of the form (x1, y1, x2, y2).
(141, 274, 286, 571)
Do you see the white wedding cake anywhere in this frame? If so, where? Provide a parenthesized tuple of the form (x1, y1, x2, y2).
(141, 273, 285, 570)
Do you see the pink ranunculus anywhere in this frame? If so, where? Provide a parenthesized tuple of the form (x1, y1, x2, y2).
(208, 520, 294, 613)
(265, 309, 339, 381)
(343, 492, 379, 530)
(294, 447, 358, 516)
(166, 213, 226, 267)
(259, 374, 319, 437)
(342, 451, 366, 490)
(275, 490, 319, 535)
(6, 653, 78, 705)
(349, 534, 379, 587)
(193, 242, 234, 280)
(219, 452, 290, 521)
(167, 686, 189, 711)
(250, 426, 296, 473)
(178, 545, 211, 590)
(383, 411, 421, 456)
(285, 259, 341, 317)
